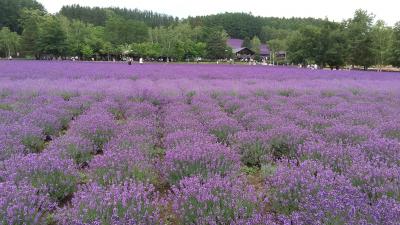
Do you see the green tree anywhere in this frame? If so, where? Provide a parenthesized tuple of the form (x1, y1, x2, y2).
(242, 37, 251, 48)
(287, 22, 346, 69)
(66, 20, 91, 57)
(268, 39, 287, 65)
(203, 27, 231, 60)
(250, 36, 261, 60)
(149, 26, 175, 59)
(371, 20, 393, 70)
(36, 16, 68, 57)
(81, 45, 94, 59)
(149, 23, 205, 60)
(105, 16, 148, 46)
(0, 27, 21, 57)
(324, 28, 347, 69)
(0, 0, 45, 33)
(192, 42, 207, 58)
(131, 42, 161, 58)
(390, 22, 400, 67)
(345, 9, 375, 70)
(20, 9, 45, 58)
(287, 26, 321, 66)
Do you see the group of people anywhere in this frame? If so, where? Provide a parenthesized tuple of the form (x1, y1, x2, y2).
(127, 57, 143, 65)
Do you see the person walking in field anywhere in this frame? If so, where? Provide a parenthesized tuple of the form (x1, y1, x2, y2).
(139, 57, 143, 65)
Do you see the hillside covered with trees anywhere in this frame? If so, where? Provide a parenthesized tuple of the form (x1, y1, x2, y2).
(1, 0, 400, 69)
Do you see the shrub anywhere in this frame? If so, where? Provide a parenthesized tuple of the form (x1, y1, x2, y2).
(232, 131, 270, 167)
(163, 142, 240, 184)
(0, 182, 56, 225)
(0, 123, 44, 159)
(1, 153, 79, 203)
(56, 181, 161, 224)
(347, 160, 400, 202)
(88, 149, 158, 186)
(71, 112, 117, 153)
(46, 135, 94, 166)
(167, 175, 261, 224)
(267, 160, 373, 224)
(163, 130, 217, 150)
(209, 117, 242, 144)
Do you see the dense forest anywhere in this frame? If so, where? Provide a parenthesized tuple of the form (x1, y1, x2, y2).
(0, 0, 400, 69)
(60, 5, 179, 28)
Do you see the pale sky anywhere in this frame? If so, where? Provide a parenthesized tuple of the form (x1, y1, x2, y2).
(37, 0, 399, 26)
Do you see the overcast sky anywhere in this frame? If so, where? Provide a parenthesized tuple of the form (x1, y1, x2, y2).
(37, 0, 399, 26)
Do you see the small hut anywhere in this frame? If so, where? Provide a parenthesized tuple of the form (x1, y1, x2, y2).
(232, 47, 254, 60)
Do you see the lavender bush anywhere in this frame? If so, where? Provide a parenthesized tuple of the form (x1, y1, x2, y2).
(56, 181, 161, 225)
(0, 153, 79, 203)
(1, 61, 400, 224)
(163, 142, 240, 184)
(167, 175, 261, 224)
(0, 182, 56, 225)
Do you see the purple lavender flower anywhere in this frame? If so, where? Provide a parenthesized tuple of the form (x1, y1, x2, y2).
(162, 142, 240, 184)
(88, 148, 158, 186)
(0, 152, 79, 202)
(167, 175, 261, 224)
(266, 160, 373, 224)
(69, 111, 117, 153)
(0, 182, 56, 224)
(56, 181, 161, 224)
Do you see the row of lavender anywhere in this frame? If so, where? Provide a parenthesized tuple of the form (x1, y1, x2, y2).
(1, 86, 400, 224)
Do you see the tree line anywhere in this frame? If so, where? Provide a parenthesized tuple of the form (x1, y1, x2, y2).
(0, 0, 400, 69)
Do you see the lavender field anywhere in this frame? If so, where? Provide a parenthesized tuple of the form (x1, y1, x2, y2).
(1, 60, 400, 224)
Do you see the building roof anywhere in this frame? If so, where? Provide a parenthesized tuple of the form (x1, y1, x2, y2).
(233, 47, 254, 54)
(227, 39, 244, 49)
(227, 38, 270, 55)
(260, 44, 270, 55)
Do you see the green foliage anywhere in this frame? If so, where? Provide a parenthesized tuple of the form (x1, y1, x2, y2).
(148, 146, 165, 159)
(0, 103, 12, 111)
(278, 89, 296, 97)
(92, 166, 157, 187)
(287, 21, 347, 68)
(250, 36, 261, 60)
(269, 186, 302, 215)
(238, 141, 268, 167)
(21, 135, 45, 153)
(168, 156, 234, 185)
(30, 170, 77, 202)
(261, 26, 293, 42)
(105, 16, 148, 46)
(131, 42, 161, 58)
(81, 45, 94, 59)
(60, 4, 177, 27)
(0, 27, 21, 57)
(190, 12, 263, 39)
(390, 22, 400, 67)
(260, 163, 277, 178)
(345, 9, 375, 70)
(36, 16, 68, 57)
(149, 23, 206, 60)
(202, 26, 231, 60)
(82, 129, 114, 153)
(64, 143, 93, 166)
(242, 37, 251, 48)
(20, 9, 45, 58)
(185, 91, 196, 104)
(0, 0, 45, 34)
(269, 137, 297, 160)
(241, 165, 259, 175)
(371, 20, 393, 68)
(268, 38, 287, 62)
